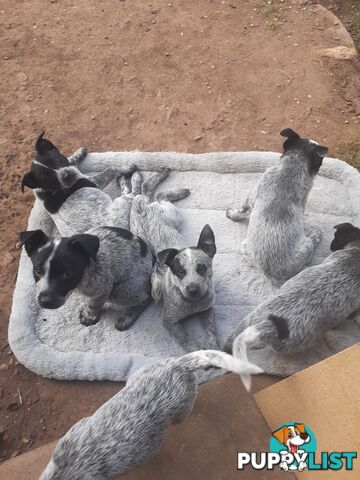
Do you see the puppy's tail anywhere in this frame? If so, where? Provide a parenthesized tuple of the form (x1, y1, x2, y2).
(232, 316, 289, 388)
(177, 350, 263, 392)
(232, 326, 263, 391)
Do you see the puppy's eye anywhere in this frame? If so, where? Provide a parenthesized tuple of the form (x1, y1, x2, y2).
(176, 267, 186, 277)
(288, 432, 293, 438)
(62, 270, 73, 280)
(196, 263, 207, 276)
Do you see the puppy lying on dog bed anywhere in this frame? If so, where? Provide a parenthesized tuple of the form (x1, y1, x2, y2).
(131, 168, 218, 352)
(21, 134, 136, 235)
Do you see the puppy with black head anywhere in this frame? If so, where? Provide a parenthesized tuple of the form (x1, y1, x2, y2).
(130, 169, 218, 352)
(20, 225, 153, 330)
(224, 222, 360, 365)
(21, 133, 137, 236)
(227, 129, 328, 285)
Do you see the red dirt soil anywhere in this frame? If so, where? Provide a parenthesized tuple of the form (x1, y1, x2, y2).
(0, 0, 359, 464)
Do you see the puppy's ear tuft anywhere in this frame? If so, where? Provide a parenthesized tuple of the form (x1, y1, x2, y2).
(70, 234, 100, 262)
(35, 131, 57, 154)
(309, 145, 328, 174)
(280, 128, 300, 140)
(331, 223, 360, 251)
(21, 172, 39, 192)
(280, 128, 301, 152)
(19, 230, 49, 257)
(314, 145, 328, 159)
(157, 248, 179, 267)
(197, 224, 216, 258)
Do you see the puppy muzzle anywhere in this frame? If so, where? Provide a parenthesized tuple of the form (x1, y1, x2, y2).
(37, 292, 65, 310)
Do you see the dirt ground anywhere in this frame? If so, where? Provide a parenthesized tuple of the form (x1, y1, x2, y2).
(0, 0, 359, 464)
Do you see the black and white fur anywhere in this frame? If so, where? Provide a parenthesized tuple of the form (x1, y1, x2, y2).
(130, 169, 218, 352)
(20, 224, 153, 330)
(21, 133, 137, 235)
(224, 223, 360, 365)
(226, 129, 328, 285)
(39, 350, 262, 480)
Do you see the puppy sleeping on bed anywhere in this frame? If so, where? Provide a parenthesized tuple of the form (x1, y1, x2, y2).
(39, 349, 262, 480)
(130, 168, 218, 352)
(21, 133, 137, 235)
(224, 222, 360, 369)
(226, 128, 328, 285)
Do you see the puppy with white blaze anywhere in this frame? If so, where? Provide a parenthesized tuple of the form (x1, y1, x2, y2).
(20, 225, 153, 330)
(224, 223, 360, 363)
(226, 128, 328, 285)
(130, 168, 218, 352)
(21, 133, 137, 235)
(39, 350, 262, 480)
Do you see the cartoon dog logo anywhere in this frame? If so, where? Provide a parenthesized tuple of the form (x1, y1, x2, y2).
(272, 423, 310, 471)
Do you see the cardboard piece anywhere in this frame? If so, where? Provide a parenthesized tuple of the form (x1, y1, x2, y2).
(255, 344, 360, 479)
(0, 374, 295, 480)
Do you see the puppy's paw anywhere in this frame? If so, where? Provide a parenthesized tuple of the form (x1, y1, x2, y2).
(117, 175, 131, 194)
(310, 227, 322, 246)
(76, 146, 88, 159)
(69, 147, 88, 166)
(129, 164, 138, 174)
(120, 165, 138, 178)
(79, 306, 101, 327)
(177, 188, 191, 200)
(115, 316, 135, 331)
(226, 207, 233, 218)
(226, 207, 248, 222)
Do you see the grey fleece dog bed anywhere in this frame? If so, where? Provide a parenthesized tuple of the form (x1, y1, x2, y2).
(9, 152, 360, 380)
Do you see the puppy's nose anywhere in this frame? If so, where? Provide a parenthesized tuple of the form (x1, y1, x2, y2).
(38, 292, 57, 309)
(186, 285, 201, 298)
(300, 433, 309, 440)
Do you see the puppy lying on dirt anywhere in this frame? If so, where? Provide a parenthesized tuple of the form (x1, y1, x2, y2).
(39, 350, 262, 480)
(130, 168, 218, 352)
(21, 133, 137, 235)
(224, 223, 360, 362)
(20, 221, 153, 330)
(226, 128, 328, 285)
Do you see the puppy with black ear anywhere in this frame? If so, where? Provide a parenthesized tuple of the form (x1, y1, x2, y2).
(19, 225, 153, 330)
(224, 222, 360, 366)
(130, 169, 218, 352)
(21, 133, 137, 236)
(227, 129, 328, 285)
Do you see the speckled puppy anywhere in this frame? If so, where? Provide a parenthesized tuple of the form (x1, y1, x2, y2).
(224, 223, 360, 363)
(39, 350, 262, 480)
(130, 169, 218, 352)
(21, 133, 137, 235)
(20, 222, 153, 330)
(226, 129, 328, 285)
